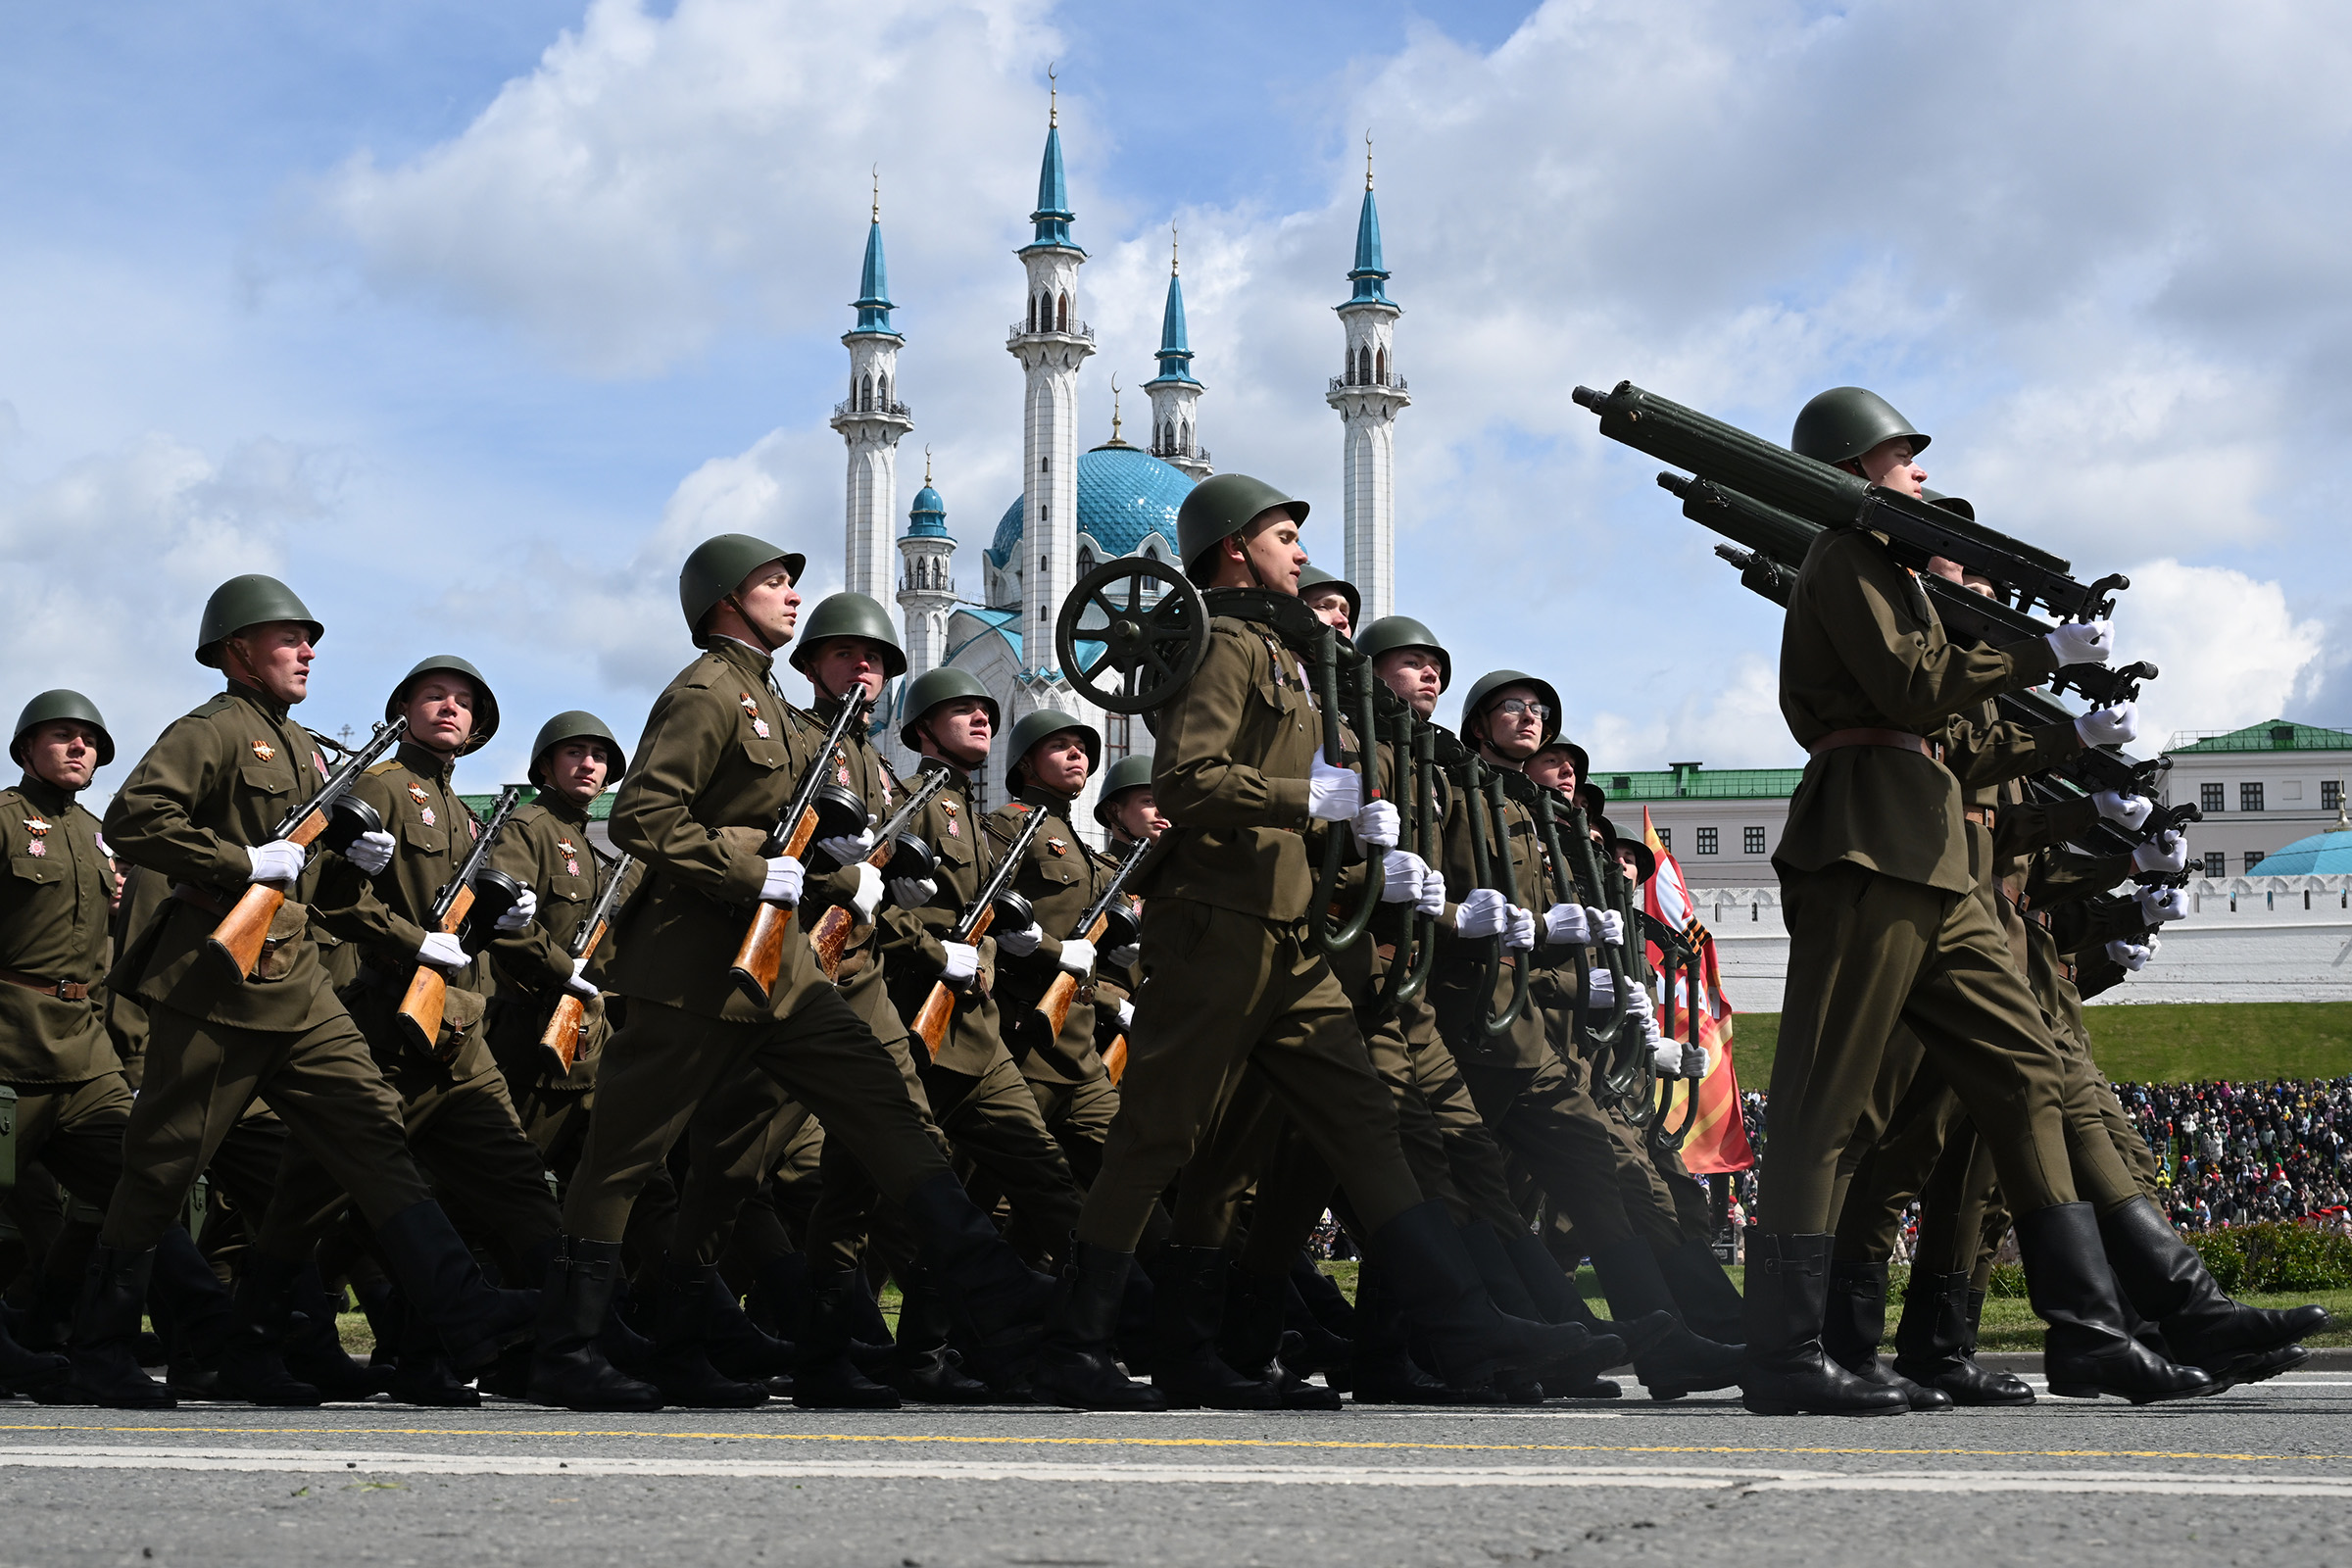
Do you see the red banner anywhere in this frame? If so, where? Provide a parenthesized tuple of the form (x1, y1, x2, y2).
(1642, 807, 1754, 1174)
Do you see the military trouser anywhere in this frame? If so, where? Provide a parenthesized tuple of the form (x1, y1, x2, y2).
(1761, 861, 2076, 1235)
(1076, 899, 1423, 1254)
(1400, 1000, 1524, 1235)
(566, 989, 952, 1247)
(6, 1075, 141, 1222)
(1912, 1114, 2006, 1278)
(1833, 1071, 1968, 1264)
(1025, 1069, 1120, 1190)
(924, 1052, 1084, 1267)
(800, 1011, 933, 1278)
(1459, 1049, 1679, 1253)
(510, 1089, 592, 1179)
(99, 1004, 434, 1251)
(655, 1066, 814, 1268)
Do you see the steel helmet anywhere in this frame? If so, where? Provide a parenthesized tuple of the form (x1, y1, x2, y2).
(1790, 387, 1930, 466)
(1093, 752, 1155, 827)
(527, 710, 627, 787)
(1175, 472, 1309, 583)
(1457, 668, 1563, 750)
(1005, 707, 1102, 780)
(787, 592, 907, 682)
(898, 667, 1000, 752)
(1295, 565, 1361, 629)
(1354, 614, 1451, 693)
(195, 574, 323, 669)
(680, 533, 807, 647)
(10, 688, 115, 768)
(386, 655, 500, 755)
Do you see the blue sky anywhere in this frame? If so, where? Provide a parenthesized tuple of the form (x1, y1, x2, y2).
(2, 0, 2344, 792)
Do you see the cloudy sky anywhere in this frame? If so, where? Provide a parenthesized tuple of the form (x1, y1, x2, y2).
(2, 0, 2342, 794)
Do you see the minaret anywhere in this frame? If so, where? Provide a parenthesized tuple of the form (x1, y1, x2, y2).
(1005, 76, 1093, 679)
(896, 449, 956, 687)
(1143, 226, 1210, 483)
(1326, 136, 1408, 624)
(830, 172, 913, 602)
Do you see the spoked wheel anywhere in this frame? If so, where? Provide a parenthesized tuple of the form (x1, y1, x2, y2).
(1055, 556, 1209, 714)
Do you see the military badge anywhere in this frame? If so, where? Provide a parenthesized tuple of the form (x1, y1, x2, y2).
(251, 741, 276, 762)
(419, 807, 436, 827)
(558, 839, 577, 857)
(314, 752, 329, 780)
(1047, 837, 1067, 857)
(23, 817, 48, 836)
(753, 717, 771, 739)
(409, 782, 429, 805)
(565, 858, 580, 877)
(943, 799, 960, 838)
(25, 839, 43, 858)
(739, 693, 760, 715)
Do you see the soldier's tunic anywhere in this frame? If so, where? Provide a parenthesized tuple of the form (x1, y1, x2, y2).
(560, 638, 953, 1246)
(97, 682, 432, 1250)
(1075, 614, 1422, 1254)
(1764, 525, 2073, 1235)
(265, 739, 561, 1263)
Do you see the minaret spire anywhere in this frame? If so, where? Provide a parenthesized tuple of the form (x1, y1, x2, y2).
(1144, 220, 1210, 482)
(1327, 133, 1406, 621)
(831, 169, 911, 601)
(894, 451, 956, 768)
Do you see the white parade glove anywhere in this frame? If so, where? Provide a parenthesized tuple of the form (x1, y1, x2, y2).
(1683, 1042, 1713, 1080)
(2132, 830, 2188, 875)
(2075, 702, 2138, 747)
(760, 857, 805, 906)
(1595, 907, 1625, 946)
(2045, 619, 2115, 666)
(245, 839, 307, 884)
(1543, 903, 1593, 945)
(1379, 849, 1428, 904)
(1646, 1017, 1681, 1076)
(2137, 885, 2189, 924)
(2093, 791, 2153, 831)
(1306, 757, 1360, 821)
(1115, 998, 1135, 1030)
(494, 886, 538, 932)
(563, 956, 599, 1001)
(1056, 938, 1097, 977)
(1503, 905, 1538, 952)
(2105, 938, 2154, 972)
(995, 921, 1044, 958)
(887, 875, 937, 909)
(939, 941, 980, 988)
(813, 827, 876, 868)
(1105, 942, 1141, 969)
(1351, 798, 1400, 851)
(1415, 864, 1447, 916)
(343, 829, 396, 876)
(1455, 887, 1509, 939)
(1627, 985, 1656, 1021)
(849, 863, 884, 923)
(1588, 967, 1618, 1008)
(416, 931, 468, 971)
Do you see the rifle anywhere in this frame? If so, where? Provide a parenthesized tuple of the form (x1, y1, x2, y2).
(726, 694, 874, 1006)
(395, 784, 528, 1056)
(1370, 709, 1446, 1015)
(204, 717, 410, 984)
(808, 759, 954, 981)
(910, 802, 1053, 1058)
(1457, 755, 1531, 1039)
(1103, 1032, 1129, 1085)
(1642, 910, 1705, 1150)
(1031, 834, 1152, 1041)
(1575, 380, 2130, 622)
(538, 850, 636, 1076)
(1530, 785, 1630, 1057)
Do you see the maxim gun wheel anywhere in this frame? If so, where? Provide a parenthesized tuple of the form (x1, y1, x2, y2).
(1055, 556, 1209, 714)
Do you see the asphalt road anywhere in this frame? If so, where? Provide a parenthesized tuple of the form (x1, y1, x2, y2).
(3, 1374, 2348, 1567)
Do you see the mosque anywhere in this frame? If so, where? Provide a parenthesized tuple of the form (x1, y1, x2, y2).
(822, 94, 1409, 831)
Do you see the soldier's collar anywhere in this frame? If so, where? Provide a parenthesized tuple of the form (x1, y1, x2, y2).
(395, 739, 458, 783)
(223, 678, 292, 722)
(1016, 783, 1075, 813)
(708, 637, 777, 676)
(538, 789, 594, 826)
(14, 773, 74, 813)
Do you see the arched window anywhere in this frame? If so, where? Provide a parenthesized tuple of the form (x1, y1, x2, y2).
(1375, 347, 1387, 384)
(876, 372, 889, 407)
(1182, 420, 1193, 452)
(1077, 546, 1095, 576)
(1026, 296, 1037, 332)
(859, 373, 873, 412)
(1056, 292, 1069, 332)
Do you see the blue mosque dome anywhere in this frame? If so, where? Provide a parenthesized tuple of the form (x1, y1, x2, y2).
(985, 442, 1194, 574)
(2249, 828, 2352, 876)
(906, 482, 948, 538)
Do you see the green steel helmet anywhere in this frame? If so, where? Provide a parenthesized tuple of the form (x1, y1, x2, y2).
(1790, 386, 1930, 466)
(1175, 472, 1309, 583)
(386, 655, 500, 755)
(1532, 735, 1592, 786)
(1923, 489, 1976, 521)
(195, 574, 323, 669)
(1093, 752, 1155, 827)
(527, 710, 628, 787)
(1354, 614, 1451, 693)
(1005, 707, 1102, 782)
(1458, 668, 1563, 751)
(1595, 816, 1656, 885)
(679, 533, 807, 647)
(786, 592, 907, 681)
(1295, 565, 1361, 630)
(10, 688, 115, 768)
(898, 667, 1001, 751)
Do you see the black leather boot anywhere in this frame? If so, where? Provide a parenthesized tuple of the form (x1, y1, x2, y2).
(1348, 1259, 1477, 1405)
(1497, 1231, 1638, 1396)
(702, 1271, 796, 1382)
(2016, 1202, 2216, 1403)
(0, 1309, 70, 1398)
(526, 1240, 661, 1411)
(1151, 1247, 1276, 1409)
(1218, 1267, 1341, 1409)
(1823, 1259, 1950, 1412)
(43, 1248, 173, 1408)
(372, 1200, 538, 1374)
(1277, 1260, 1356, 1380)
(195, 1247, 322, 1407)
(745, 1250, 808, 1346)
(1655, 1238, 1747, 1347)
(1372, 1202, 1593, 1388)
(278, 1264, 384, 1400)
(1588, 1237, 1743, 1399)
(2098, 1198, 2328, 1377)
(640, 1259, 763, 1408)
(389, 1338, 481, 1407)
(903, 1172, 1054, 1377)
(1739, 1234, 1907, 1417)
(884, 1274, 993, 1404)
(1032, 1242, 1166, 1410)
(794, 1268, 901, 1410)
(1890, 1270, 2033, 1405)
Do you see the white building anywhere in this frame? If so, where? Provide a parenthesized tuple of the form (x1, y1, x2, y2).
(1598, 761, 1799, 891)
(1325, 153, 1407, 625)
(2158, 719, 2352, 877)
(828, 187, 911, 604)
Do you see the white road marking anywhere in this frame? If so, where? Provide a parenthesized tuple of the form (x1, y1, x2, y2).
(0, 1446, 2348, 1495)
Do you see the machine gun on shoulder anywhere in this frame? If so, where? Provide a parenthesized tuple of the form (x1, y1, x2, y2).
(1027, 835, 1152, 1043)
(807, 758, 954, 981)
(910, 802, 1052, 1058)
(396, 784, 529, 1057)
(540, 851, 636, 1075)
(726, 693, 873, 1006)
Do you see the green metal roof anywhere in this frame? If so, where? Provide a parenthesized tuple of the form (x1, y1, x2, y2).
(1602, 764, 1801, 802)
(460, 788, 612, 821)
(2165, 719, 2352, 756)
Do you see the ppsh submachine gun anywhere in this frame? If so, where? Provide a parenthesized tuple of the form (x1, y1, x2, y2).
(540, 849, 636, 1076)
(727, 692, 874, 1007)
(396, 783, 529, 1057)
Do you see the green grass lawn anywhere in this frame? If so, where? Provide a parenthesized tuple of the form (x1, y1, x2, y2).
(1723, 1003, 2352, 1089)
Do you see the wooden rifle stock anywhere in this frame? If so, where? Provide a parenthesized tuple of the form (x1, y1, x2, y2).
(1034, 910, 1110, 1039)
(912, 904, 995, 1060)
(395, 883, 475, 1056)
(539, 914, 608, 1075)
(1102, 1034, 1128, 1085)
(727, 808, 820, 1007)
(207, 809, 330, 982)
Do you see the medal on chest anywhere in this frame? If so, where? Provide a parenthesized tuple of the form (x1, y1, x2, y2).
(251, 740, 276, 762)
(837, 761, 853, 788)
(408, 782, 428, 805)
(558, 837, 580, 877)
(418, 807, 436, 827)
(1047, 836, 1067, 857)
(25, 839, 43, 858)
(942, 799, 959, 838)
(740, 693, 771, 739)
(314, 752, 328, 780)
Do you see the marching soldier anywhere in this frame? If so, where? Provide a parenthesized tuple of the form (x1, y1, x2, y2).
(526, 534, 1048, 1412)
(92, 576, 537, 1408)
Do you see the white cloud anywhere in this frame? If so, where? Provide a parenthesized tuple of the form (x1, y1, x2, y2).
(2114, 560, 2327, 750)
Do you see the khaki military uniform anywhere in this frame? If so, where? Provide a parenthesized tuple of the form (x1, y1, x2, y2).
(261, 740, 561, 1265)
(97, 683, 432, 1250)
(561, 639, 952, 1246)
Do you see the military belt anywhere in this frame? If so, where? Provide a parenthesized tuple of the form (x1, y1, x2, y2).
(0, 969, 89, 1002)
(1964, 805, 1998, 829)
(172, 881, 293, 954)
(1807, 728, 1944, 762)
